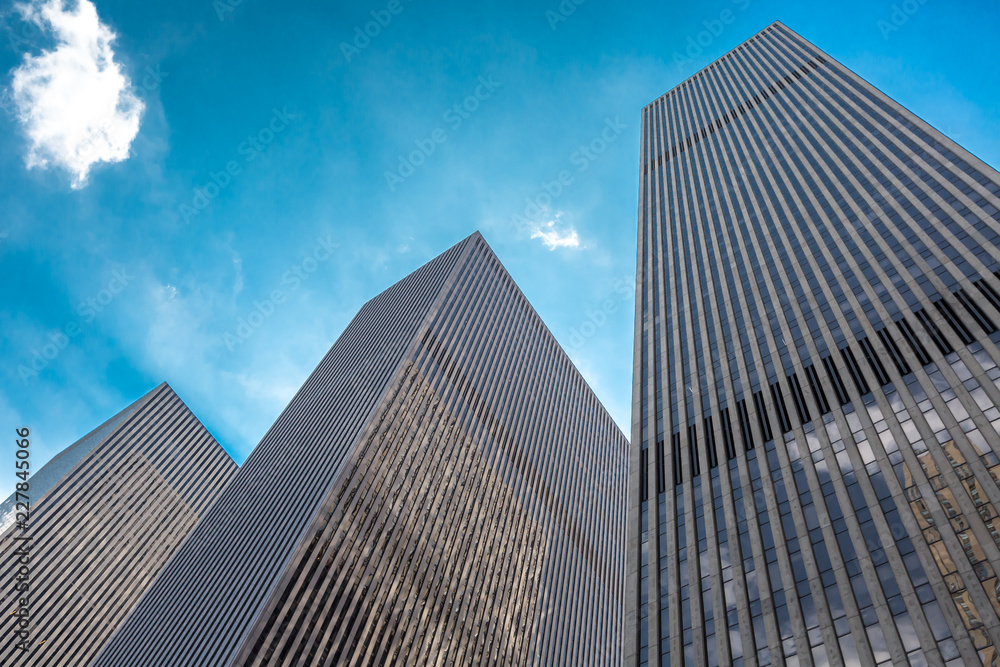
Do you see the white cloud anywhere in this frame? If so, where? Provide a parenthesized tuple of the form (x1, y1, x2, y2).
(530, 212, 580, 250)
(10, 0, 144, 188)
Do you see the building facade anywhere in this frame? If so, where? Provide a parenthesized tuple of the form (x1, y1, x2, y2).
(627, 21, 1000, 667)
(95, 232, 628, 667)
(0, 383, 237, 666)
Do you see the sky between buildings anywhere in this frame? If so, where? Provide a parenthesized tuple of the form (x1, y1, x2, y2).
(1, 0, 998, 499)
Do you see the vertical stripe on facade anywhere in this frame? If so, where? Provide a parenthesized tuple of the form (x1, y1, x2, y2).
(628, 21, 1000, 667)
(0, 384, 237, 667)
(96, 232, 628, 666)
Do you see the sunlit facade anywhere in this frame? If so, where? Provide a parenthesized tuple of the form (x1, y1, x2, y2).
(96, 232, 628, 666)
(627, 21, 1000, 667)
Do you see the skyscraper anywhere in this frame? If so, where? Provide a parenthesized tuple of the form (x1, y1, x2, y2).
(628, 20, 1000, 667)
(0, 383, 237, 666)
(96, 232, 628, 666)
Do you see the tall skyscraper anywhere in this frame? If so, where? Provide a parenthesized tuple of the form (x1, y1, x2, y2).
(95, 232, 628, 666)
(628, 20, 1000, 667)
(0, 383, 237, 666)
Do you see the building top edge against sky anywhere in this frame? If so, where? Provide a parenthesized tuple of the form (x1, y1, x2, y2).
(362, 229, 631, 445)
(644, 19, 997, 176)
(643, 20, 788, 110)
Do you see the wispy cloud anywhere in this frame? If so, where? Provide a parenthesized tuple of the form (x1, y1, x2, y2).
(125, 274, 335, 460)
(232, 254, 244, 296)
(10, 0, 144, 188)
(530, 211, 580, 250)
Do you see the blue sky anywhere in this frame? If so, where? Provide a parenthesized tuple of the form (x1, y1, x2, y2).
(1, 0, 998, 498)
